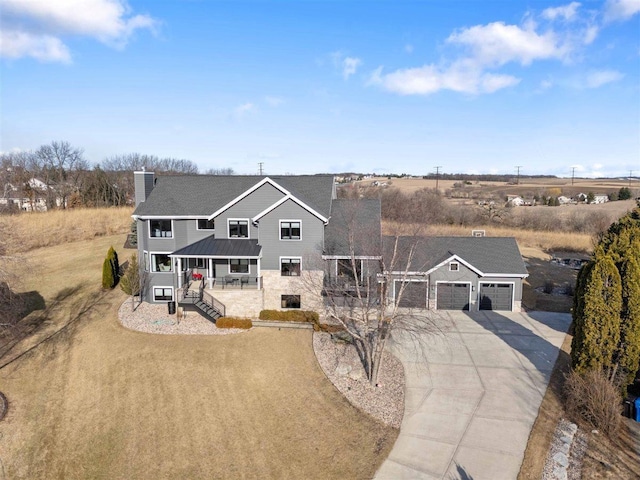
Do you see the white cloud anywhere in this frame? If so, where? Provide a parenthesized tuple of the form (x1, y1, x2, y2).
(542, 2, 582, 21)
(233, 102, 255, 119)
(342, 56, 362, 79)
(404, 43, 414, 54)
(0, 0, 158, 62)
(368, 61, 520, 95)
(585, 69, 624, 87)
(264, 96, 284, 107)
(0, 29, 71, 63)
(604, 0, 640, 22)
(446, 22, 570, 67)
(330, 51, 363, 79)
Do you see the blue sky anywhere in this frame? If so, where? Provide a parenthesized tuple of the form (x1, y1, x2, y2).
(1, 0, 639, 177)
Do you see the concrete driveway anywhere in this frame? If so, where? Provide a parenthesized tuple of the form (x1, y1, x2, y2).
(375, 310, 571, 480)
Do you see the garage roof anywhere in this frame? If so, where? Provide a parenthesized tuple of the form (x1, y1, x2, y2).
(383, 236, 528, 276)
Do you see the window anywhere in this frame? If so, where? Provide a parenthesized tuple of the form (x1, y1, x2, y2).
(149, 219, 172, 238)
(281, 258, 301, 276)
(281, 294, 301, 309)
(153, 287, 173, 301)
(337, 259, 361, 280)
(197, 219, 215, 230)
(187, 258, 206, 269)
(151, 253, 172, 272)
(230, 259, 249, 274)
(449, 262, 459, 272)
(143, 251, 149, 271)
(280, 221, 301, 240)
(228, 219, 249, 238)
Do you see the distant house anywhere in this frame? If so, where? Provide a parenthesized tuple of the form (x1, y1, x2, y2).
(0, 178, 50, 212)
(506, 195, 524, 206)
(576, 193, 609, 204)
(557, 196, 572, 205)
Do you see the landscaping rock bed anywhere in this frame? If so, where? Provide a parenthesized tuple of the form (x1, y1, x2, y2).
(118, 301, 248, 335)
(542, 418, 588, 480)
(313, 332, 404, 429)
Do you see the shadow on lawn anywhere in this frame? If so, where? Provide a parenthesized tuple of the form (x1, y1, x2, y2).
(0, 283, 110, 367)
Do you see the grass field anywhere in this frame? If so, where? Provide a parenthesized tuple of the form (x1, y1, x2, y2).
(0, 234, 397, 479)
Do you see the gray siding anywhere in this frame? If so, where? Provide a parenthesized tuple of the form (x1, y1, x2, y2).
(215, 183, 285, 239)
(258, 199, 325, 270)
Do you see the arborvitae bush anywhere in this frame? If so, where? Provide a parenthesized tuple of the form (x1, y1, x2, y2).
(571, 248, 622, 373)
(102, 257, 115, 289)
(619, 252, 640, 384)
(107, 246, 119, 279)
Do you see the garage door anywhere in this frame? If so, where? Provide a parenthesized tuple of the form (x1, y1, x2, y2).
(479, 283, 513, 311)
(397, 281, 428, 308)
(437, 283, 470, 310)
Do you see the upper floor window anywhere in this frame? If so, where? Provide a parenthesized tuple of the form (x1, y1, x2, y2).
(449, 262, 459, 272)
(280, 220, 301, 240)
(150, 219, 172, 238)
(229, 219, 249, 238)
(281, 258, 301, 276)
(197, 219, 215, 230)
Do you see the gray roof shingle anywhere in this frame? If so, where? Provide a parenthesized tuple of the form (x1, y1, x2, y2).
(383, 236, 528, 276)
(171, 237, 261, 258)
(133, 174, 334, 218)
(324, 199, 382, 257)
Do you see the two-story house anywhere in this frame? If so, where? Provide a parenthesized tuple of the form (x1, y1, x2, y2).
(132, 171, 365, 318)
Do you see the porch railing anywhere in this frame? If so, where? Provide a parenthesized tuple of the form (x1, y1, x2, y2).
(202, 289, 225, 317)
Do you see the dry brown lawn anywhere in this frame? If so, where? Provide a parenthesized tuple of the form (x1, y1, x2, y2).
(0, 206, 132, 254)
(0, 234, 397, 479)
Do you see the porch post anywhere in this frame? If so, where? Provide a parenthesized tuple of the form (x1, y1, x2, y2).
(257, 257, 261, 289)
(176, 258, 182, 288)
(208, 258, 214, 289)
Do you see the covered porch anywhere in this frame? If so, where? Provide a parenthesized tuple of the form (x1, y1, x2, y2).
(170, 236, 263, 291)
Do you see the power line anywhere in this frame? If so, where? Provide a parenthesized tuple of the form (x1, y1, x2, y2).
(434, 166, 442, 191)
(571, 167, 576, 186)
(258, 162, 264, 175)
(515, 166, 523, 185)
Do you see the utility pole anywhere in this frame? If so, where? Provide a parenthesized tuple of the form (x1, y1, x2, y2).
(434, 166, 442, 191)
(571, 167, 576, 186)
(630, 170, 634, 188)
(515, 166, 523, 185)
(258, 162, 264, 175)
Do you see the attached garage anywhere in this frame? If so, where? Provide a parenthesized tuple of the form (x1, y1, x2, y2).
(479, 283, 513, 311)
(396, 281, 428, 308)
(436, 283, 470, 310)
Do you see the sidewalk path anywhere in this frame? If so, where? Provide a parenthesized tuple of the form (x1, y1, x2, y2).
(375, 310, 571, 480)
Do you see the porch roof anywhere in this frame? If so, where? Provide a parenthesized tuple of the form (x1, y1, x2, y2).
(170, 236, 262, 258)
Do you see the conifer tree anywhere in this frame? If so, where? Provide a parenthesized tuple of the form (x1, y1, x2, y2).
(102, 257, 115, 289)
(619, 252, 640, 384)
(571, 247, 622, 373)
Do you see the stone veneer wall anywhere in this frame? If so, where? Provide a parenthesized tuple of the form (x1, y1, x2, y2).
(208, 269, 325, 318)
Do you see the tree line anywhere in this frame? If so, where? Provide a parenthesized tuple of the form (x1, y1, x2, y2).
(0, 141, 235, 211)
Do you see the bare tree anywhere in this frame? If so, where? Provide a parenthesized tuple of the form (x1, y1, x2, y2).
(34, 141, 88, 209)
(204, 167, 235, 175)
(305, 199, 436, 386)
